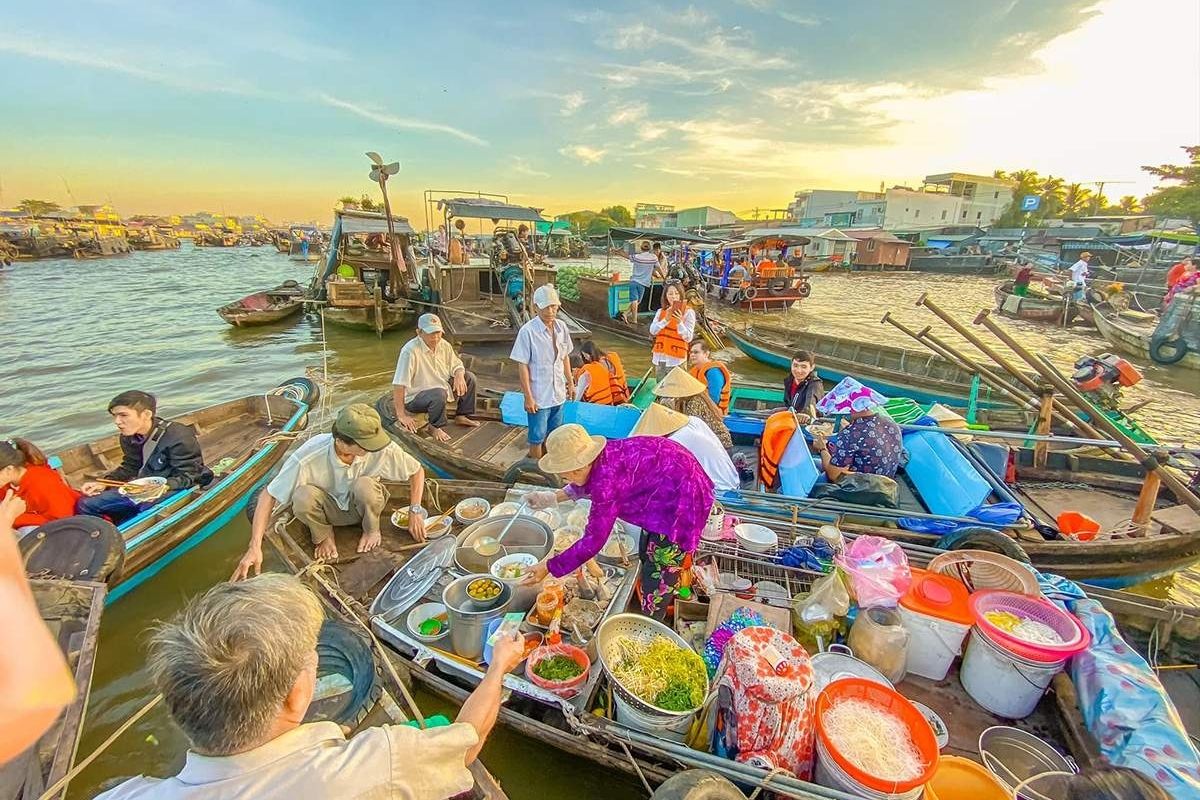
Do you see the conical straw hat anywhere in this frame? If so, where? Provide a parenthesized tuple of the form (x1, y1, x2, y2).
(631, 402, 689, 437)
(653, 367, 707, 398)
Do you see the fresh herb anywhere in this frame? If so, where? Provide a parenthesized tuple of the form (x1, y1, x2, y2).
(533, 655, 585, 681)
(653, 682, 697, 711)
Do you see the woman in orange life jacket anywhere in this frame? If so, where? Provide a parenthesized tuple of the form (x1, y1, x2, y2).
(574, 340, 629, 405)
(649, 280, 696, 381)
(687, 339, 731, 415)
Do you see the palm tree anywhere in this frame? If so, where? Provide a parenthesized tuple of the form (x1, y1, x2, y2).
(1040, 176, 1066, 217)
(1118, 195, 1140, 214)
(17, 199, 61, 216)
(1062, 183, 1094, 216)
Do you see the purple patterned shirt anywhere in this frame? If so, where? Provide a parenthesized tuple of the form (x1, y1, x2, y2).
(826, 414, 903, 478)
(548, 437, 715, 577)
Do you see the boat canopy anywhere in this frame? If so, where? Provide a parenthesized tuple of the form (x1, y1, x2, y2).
(337, 209, 415, 236)
(534, 220, 573, 235)
(437, 198, 545, 223)
(607, 226, 719, 244)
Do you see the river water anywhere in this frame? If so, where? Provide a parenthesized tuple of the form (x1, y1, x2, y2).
(0, 245, 1195, 798)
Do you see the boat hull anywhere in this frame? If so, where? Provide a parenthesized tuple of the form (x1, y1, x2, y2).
(1093, 305, 1200, 371)
(218, 303, 303, 326)
(322, 305, 410, 332)
(993, 282, 1084, 324)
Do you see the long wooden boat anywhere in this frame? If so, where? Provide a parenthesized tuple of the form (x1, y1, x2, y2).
(993, 281, 1084, 325)
(560, 271, 723, 350)
(217, 281, 306, 327)
(1093, 303, 1200, 372)
(311, 209, 415, 335)
(46, 380, 313, 602)
(263, 478, 1149, 799)
(908, 254, 1004, 275)
(0, 579, 105, 800)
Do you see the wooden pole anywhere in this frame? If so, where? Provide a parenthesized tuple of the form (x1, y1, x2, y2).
(916, 292, 1042, 394)
(1033, 390, 1055, 468)
(1131, 472, 1162, 536)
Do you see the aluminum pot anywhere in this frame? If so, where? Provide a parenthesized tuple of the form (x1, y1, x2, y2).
(454, 515, 551, 612)
(442, 574, 513, 660)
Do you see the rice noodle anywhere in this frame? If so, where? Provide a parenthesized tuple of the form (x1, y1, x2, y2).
(1011, 619, 1064, 645)
(822, 698, 925, 781)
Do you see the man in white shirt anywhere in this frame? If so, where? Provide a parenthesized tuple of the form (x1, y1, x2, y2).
(231, 404, 427, 579)
(96, 574, 524, 800)
(1067, 251, 1091, 301)
(625, 240, 662, 324)
(392, 313, 478, 444)
(631, 402, 740, 492)
(510, 284, 575, 459)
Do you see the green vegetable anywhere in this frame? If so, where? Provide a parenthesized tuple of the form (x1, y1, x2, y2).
(654, 682, 697, 711)
(533, 654, 585, 681)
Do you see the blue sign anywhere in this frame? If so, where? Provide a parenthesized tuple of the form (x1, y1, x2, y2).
(1021, 195, 1041, 212)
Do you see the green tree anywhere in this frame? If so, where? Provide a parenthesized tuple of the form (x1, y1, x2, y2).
(1118, 195, 1140, 214)
(1142, 145, 1200, 243)
(1062, 183, 1094, 216)
(586, 214, 618, 236)
(358, 194, 378, 211)
(993, 169, 1042, 227)
(1039, 176, 1066, 218)
(17, 199, 61, 216)
(598, 205, 634, 227)
(559, 210, 597, 233)
(337, 196, 359, 209)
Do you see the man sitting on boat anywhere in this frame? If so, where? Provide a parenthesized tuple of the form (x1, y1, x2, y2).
(76, 391, 211, 525)
(573, 340, 629, 406)
(809, 378, 903, 482)
(231, 404, 427, 577)
(631, 403, 740, 492)
(391, 314, 479, 444)
(687, 339, 731, 414)
(511, 284, 575, 459)
(95, 574, 525, 800)
(783, 350, 823, 422)
(522, 423, 714, 620)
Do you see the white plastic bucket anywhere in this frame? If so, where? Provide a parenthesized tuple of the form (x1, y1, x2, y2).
(612, 691, 695, 741)
(960, 627, 1066, 719)
(814, 737, 924, 800)
(897, 603, 971, 681)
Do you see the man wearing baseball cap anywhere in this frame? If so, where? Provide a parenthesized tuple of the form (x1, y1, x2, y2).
(391, 313, 479, 443)
(510, 284, 575, 458)
(231, 404, 428, 579)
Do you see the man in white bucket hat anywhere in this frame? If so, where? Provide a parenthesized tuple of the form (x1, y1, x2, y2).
(510, 284, 575, 458)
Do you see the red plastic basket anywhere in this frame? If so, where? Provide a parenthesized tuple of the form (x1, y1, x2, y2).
(815, 678, 939, 793)
(525, 643, 590, 698)
(970, 590, 1090, 663)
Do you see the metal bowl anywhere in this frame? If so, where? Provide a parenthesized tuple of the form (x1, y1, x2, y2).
(455, 515, 550, 574)
(596, 613, 709, 718)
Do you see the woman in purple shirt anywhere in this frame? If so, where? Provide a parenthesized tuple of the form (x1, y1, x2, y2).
(523, 423, 714, 619)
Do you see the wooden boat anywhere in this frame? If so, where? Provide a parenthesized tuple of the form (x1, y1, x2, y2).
(310, 209, 414, 334)
(0, 579, 105, 800)
(908, 253, 1003, 275)
(1094, 301, 1200, 372)
(699, 234, 812, 313)
(263, 478, 1157, 798)
(287, 225, 324, 262)
(217, 281, 306, 327)
(560, 270, 723, 350)
(993, 281, 1085, 325)
(46, 380, 313, 602)
(127, 226, 180, 251)
(194, 229, 240, 247)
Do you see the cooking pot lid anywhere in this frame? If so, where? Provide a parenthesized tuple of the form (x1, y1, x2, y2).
(369, 537, 456, 618)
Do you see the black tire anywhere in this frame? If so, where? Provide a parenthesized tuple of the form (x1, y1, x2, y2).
(501, 458, 561, 488)
(278, 376, 320, 406)
(1149, 333, 1189, 365)
(936, 526, 1031, 563)
(797, 281, 812, 299)
(742, 286, 758, 300)
(304, 619, 382, 730)
(651, 770, 747, 800)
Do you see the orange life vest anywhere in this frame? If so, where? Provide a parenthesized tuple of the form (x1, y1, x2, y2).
(758, 411, 798, 491)
(580, 362, 615, 405)
(652, 308, 689, 360)
(604, 352, 630, 404)
(690, 361, 731, 414)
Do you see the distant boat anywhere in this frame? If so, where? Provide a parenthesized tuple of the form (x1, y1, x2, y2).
(1093, 296, 1200, 371)
(993, 280, 1088, 326)
(217, 281, 306, 326)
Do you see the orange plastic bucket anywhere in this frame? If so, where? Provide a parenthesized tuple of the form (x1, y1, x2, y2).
(1056, 511, 1100, 541)
(927, 755, 1010, 799)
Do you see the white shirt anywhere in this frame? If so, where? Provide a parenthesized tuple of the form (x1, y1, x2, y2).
(1069, 259, 1090, 285)
(510, 316, 574, 408)
(267, 434, 422, 511)
(648, 307, 697, 367)
(95, 720, 478, 800)
(392, 336, 465, 396)
(668, 417, 740, 492)
(629, 251, 658, 286)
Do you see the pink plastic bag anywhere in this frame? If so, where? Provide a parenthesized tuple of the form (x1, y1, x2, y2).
(834, 535, 912, 607)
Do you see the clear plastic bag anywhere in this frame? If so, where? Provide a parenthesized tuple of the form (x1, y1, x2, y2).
(834, 535, 912, 607)
(791, 572, 850, 653)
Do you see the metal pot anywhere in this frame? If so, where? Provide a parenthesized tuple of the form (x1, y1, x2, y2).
(454, 515, 551, 574)
(442, 574, 514, 660)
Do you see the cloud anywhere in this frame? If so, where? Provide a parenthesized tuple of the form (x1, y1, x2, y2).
(678, 5, 714, 26)
(512, 157, 550, 178)
(318, 94, 489, 146)
(568, 8, 606, 24)
(778, 11, 820, 26)
(734, 0, 820, 26)
(559, 145, 607, 165)
(608, 102, 648, 125)
(561, 91, 587, 116)
(638, 124, 669, 141)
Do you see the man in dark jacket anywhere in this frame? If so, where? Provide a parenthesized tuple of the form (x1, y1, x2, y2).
(77, 390, 211, 524)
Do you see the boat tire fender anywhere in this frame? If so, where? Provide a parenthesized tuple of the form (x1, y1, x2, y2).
(1148, 333, 1189, 366)
(742, 287, 758, 300)
(650, 770, 747, 800)
(275, 376, 320, 406)
(305, 619, 382, 729)
(501, 458, 562, 488)
(935, 526, 1031, 563)
(797, 281, 812, 299)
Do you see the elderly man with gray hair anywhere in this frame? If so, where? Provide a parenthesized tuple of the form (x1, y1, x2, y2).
(96, 574, 524, 799)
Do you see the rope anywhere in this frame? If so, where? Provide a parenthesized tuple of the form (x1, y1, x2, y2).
(745, 767, 789, 800)
(36, 694, 163, 800)
(614, 737, 655, 796)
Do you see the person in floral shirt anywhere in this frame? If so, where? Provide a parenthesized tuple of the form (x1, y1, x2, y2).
(810, 378, 903, 481)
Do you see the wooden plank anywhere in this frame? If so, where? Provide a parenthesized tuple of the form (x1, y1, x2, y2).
(1154, 504, 1200, 536)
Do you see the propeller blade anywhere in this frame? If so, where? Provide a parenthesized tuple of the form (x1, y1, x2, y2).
(369, 168, 381, 181)
(384, 161, 401, 175)
(365, 151, 383, 165)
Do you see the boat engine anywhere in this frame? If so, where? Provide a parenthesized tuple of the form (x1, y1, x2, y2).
(1072, 353, 1142, 410)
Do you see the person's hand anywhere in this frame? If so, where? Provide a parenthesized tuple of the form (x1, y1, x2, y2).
(488, 630, 526, 674)
(395, 413, 419, 433)
(0, 489, 26, 528)
(795, 413, 812, 424)
(452, 373, 468, 397)
(80, 481, 105, 497)
(409, 512, 427, 543)
(230, 545, 262, 581)
(671, 307, 683, 321)
(811, 434, 828, 451)
(525, 490, 558, 510)
(521, 560, 550, 586)
(523, 395, 539, 414)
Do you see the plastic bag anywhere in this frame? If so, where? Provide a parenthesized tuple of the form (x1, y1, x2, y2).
(834, 535, 912, 607)
(811, 472, 899, 508)
(791, 572, 850, 653)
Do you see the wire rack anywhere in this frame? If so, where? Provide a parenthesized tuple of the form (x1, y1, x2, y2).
(695, 535, 827, 605)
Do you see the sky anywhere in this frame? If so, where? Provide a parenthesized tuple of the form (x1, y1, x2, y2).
(0, 0, 1197, 224)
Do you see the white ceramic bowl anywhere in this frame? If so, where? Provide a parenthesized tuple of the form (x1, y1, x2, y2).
(753, 580, 791, 607)
(454, 497, 491, 525)
(717, 572, 752, 594)
(552, 525, 584, 553)
(489, 501, 521, 518)
(533, 508, 562, 528)
(406, 602, 450, 642)
(119, 476, 167, 497)
(490, 552, 538, 581)
(423, 514, 453, 540)
(734, 523, 778, 553)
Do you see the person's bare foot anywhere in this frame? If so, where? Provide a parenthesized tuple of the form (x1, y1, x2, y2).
(454, 416, 480, 428)
(430, 427, 451, 443)
(314, 538, 339, 560)
(357, 530, 382, 553)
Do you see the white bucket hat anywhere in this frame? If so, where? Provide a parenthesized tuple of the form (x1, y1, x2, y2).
(533, 284, 561, 309)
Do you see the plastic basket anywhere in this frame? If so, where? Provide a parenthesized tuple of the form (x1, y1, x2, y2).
(815, 678, 939, 794)
(970, 590, 1090, 663)
(525, 643, 590, 698)
(926, 549, 1041, 596)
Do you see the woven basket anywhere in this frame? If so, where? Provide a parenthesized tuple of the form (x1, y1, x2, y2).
(927, 549, 1041, 596)
(596, 613, 709, 718)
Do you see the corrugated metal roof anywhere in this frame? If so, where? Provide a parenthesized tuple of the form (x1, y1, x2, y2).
(437, 198, 545, 222)
(746, 226, 856, 241)
(607, 227, 719, 244)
